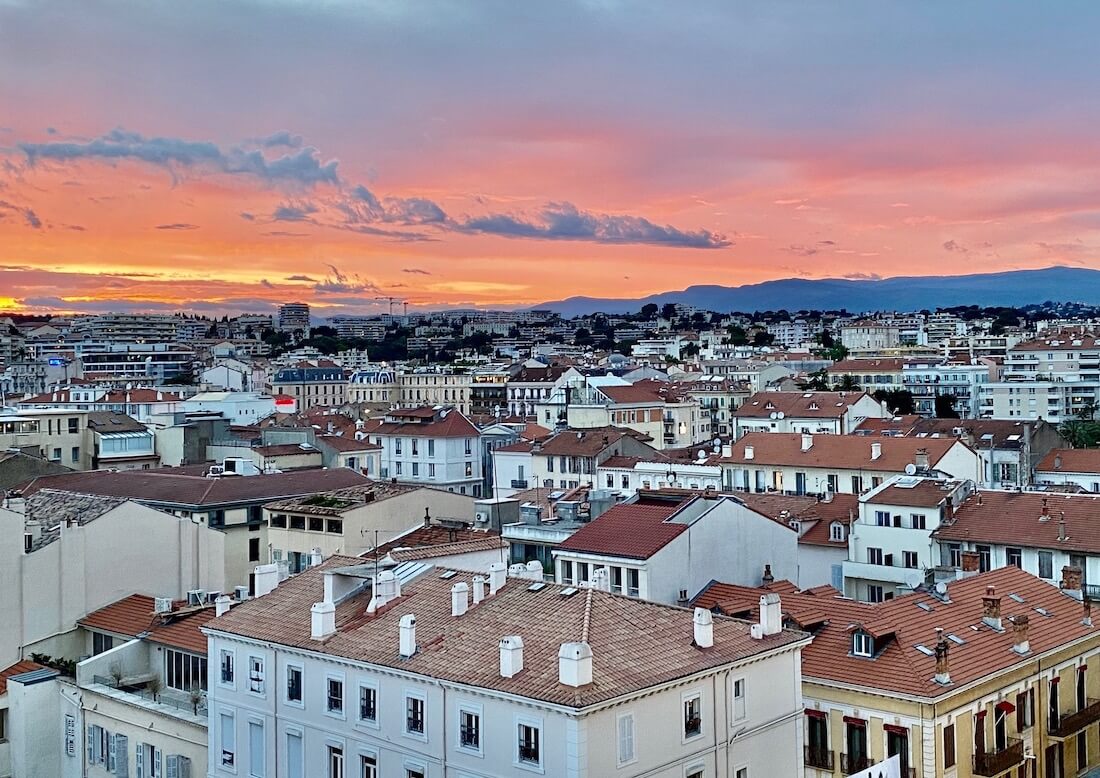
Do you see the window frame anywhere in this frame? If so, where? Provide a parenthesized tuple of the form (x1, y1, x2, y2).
(403, 690, 428, 741)
(731, 676, 747, 722)
(616, 711, 637, 767)
(325, 673, 346, 719)
(457, 701, 484, 756)
(356, 680, 379, 728)
(219, 648, 236, 689)
(515, 714, 544, 772)
(682, 690, 704, 742)
(247, 655, 266, 696)
(284, 662, 303, 706)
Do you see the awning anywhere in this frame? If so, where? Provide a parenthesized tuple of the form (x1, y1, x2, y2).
(995, 701, 1016, 714)
(843, 716, 867, 727)
(804, 709, 827, 719)
(884, 724, 909, 735)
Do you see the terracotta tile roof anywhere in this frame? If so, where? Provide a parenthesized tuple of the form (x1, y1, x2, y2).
(935, 490, 1100, 553)
(373, 409, 480, 439)
(733, 492, 857, 547)
(1037, 449, 1100, 474)
(508, 364, 572, 383)
(384, 535, 508, 562)
(79, 593, 221, 655)
(317, 435, 381, 452)
(734, 391, 874, 419)
(208, 557, 807, 708)
(827, 358, 907, 373)
(265, 482, 422, 515)
(870, 479, 957, 508)
(0, 661, 47, 696)
(853, 416, 923, 436)
(910, 418, 1038, 449)
(1013, 330, 1099, 351)
(557, 497, 691, 559)
(720, 432, 962, 471)
(79, 594, 160, 638)
(694, 566, 1100, 698)
(537, 426, 654, 457)
(20, 467, 371, 507)
(370, 523, 500, 556)
(86, 412, 149, 434)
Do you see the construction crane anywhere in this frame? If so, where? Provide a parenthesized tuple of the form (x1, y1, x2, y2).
(373, 296, 409, 316)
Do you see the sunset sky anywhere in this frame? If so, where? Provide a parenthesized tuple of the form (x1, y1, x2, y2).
(3, 1, 1100, 316)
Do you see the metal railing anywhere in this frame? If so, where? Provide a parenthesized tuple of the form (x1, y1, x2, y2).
(840, 753, 874, 775)
(1049, 698, 1100, 738)
(804, 746, 834, 771)
(973, 738, 1024, 776)
(91, 676, 207, 717)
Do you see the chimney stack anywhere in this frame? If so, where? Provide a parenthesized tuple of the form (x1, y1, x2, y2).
(1055, 454, 1063, 470)
(744, 445, 755, 461)
(590, 566, 610, 592)
(1012, 615, 1030, 654)
(915, 448, 930, 472)
(871, 442, 882, 461)
(451, 582, 469, 617)
(309, 547, 323, 568)
(215, 594, 232, 618)
(472, 575, 487, 605)
(311, 601, 336, 640)
(1058, 513, 1068, 542)
(759, 592, 783, 636)
(488, 561, 507, 595)
(982, 586, 1003, 631)
(1062, 565, 1083, 600)
(934, 628, 951, 685)
(399, 614, 417, 657)
(762, 564, 775, 588)
(959, 551, 981, 578)
(423, 507, 431, 528)
(693, 607, 714, 649)
(1039, 497, 1050, 522)
(499, 636, 524, 678)
(1084, 599, 1093, 628)
(367, 570, 401, 614)
(558, 642, 593, 687)
(801, 433, 813, 452)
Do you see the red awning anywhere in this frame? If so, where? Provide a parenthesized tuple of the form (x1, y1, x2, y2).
(1051, 676, 1061, 684)
(995, 701, 1016, 714)
(884, 724, 908, 735)
(805, 709, 827, 719)
(843, 716, 867, 727)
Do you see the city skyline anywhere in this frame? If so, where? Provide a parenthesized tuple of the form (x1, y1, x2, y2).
(4, 1, 1100, 316)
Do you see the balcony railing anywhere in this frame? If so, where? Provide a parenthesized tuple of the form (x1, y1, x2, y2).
(973, 738, 1024, 776)
(1049, 698, 1100, 738)
(804, 746, 835, 771)
(510, 479, 529, 489)
(840, 753, 874, 775)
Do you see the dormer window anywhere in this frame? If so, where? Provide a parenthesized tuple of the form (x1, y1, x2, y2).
(808, 402, 819, 410)
(829, 522, 847, 542)
(852, 631, 873, 658)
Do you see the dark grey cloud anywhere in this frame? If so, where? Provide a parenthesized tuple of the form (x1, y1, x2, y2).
(458, 202, 729, 248)
(20, 128, 339, 187)
(258, 131, 302, 149)
(285, 275, 317, 282)
(272, 201, 319, 222)
(339, 184, 448, 226)
(154, 222, 199, 230)
(314, 264, 380, 295)
(403, 268, 431, 275)
(0, 199, 42, 229)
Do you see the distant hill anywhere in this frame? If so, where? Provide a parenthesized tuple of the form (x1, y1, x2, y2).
(536, 266, 1100, 316)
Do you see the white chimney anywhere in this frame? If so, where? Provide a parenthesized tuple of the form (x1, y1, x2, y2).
(558, 642, 593, 687)
(309, 547, 323, 568)
(488, 561, 507, 595)
(451, 581, 469, 617)
(367, 570, 402, 614)
(311, 601, 336, 640)
(801, 433, 813, 452)
(871, 442, 882, 460)
(759, 592, 782, 636)
(499, 635, 524, 678)
(744, 445, 755, 461)
(525, 560, 543, 580)
(253, 563, 280, 598)
(215, 594, 232, 617)
(399, 614, 417, 657)
(509, 563, 527, 579)
(721, 443, 732, 458)
(472, 575, 487, 605)
(693, 607, 714, 648)
(590, 566, 611, 592)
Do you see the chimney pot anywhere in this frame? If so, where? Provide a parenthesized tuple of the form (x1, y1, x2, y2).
(399, 613, 417, 657)
(761, 564, 775, 587)
(1084, 599, 1093, 628)
(215, 594, 232, 618)
(744, 445, 755, 461)
(451, 581, 469, 617)
(871, 441, 882, 460)
(693, 607, 714, 649)
(934, 628, 951, 684)
(558, 642, 593, 687)
(759, 592, 782, 636)
(488, 561, 507, 595)
(982, 586, 1003, 630)
(472, 575, 487, 605)
(311, 600, 336, 640)
(1062, 565, 1084, 599)
(499, 635, 524, 678)
(1012, 614, 1031, 654)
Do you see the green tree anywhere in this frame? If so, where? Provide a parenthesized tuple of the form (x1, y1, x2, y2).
(798, 369, 832, 391)
(834, 374, 861, 391)
(873, 389, 915, 415)
(724, 325, 748, 346)
(660, 303, 678, 320)
(934, 393, 961, 419)
(574, 328, 594, 346)
(640, 303, 659, 318)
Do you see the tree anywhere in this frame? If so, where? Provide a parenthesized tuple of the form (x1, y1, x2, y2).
(660, 303, 678, 320)
(873, 389, 915, 415)
(835, 374, 861, 391)
(1077, 401, 1098, 422)
(681, 342, 701, 358)
(934, 393, 961, 419)
(751, 331, 775, 347)
(574, 328, 594, 347)
(1060, 420, 1100, 448)
(724, 325, 748, 346)
(798, 369, 832, 391)
(640, 303, 659, 319)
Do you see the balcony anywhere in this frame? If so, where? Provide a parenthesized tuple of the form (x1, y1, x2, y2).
(973, 738, 1024, 776)
(1049, 698, 1100, 738)
(840, 753, 874, 774)
(804, 746, 835, 771)
(510, 479, 529, 489)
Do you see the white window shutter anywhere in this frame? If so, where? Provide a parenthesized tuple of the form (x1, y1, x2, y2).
(87, 726, 95, 763)
(178, 756, 191, 778)
(115, 735, 129, 778)
(135, 743, 144, 778)
(166, 754, 178, 778)
(108, 732, 117, 772)
(154, 748, 162, 778)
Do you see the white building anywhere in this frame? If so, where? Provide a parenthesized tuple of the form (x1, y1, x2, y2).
(203, 555, 811, 778)
(979, 330, 1100, 421)
(732, 391, 888, 437)
(902, 359, 992, 418)
(369, 407, 483, 496)
(180, 391, 278, 424)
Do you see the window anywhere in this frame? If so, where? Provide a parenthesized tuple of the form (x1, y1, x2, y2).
(165, 649, 207, 691)
(220, 649, 235, 685)
(910, 513, 926, 530)
(465, 438, 473, 455)
(428, 463, 435, 478)
(617, 713, 636, 765)
(732, 678, 747, 721)
(221, 712, 236, 767)
(395, 461, 402, 475)
(903, 551, 919, 569)
(71, 446, 80, 463)
(328, 746, 344, 778)
(428, 439, 435, 456)
(867, 585, 884, 603)
(327, 677, 344, 715)
(976, 544, 991, 572)
(309, 517, 324, 532)
(518, 721, 541, 765)
(287, 732, 303, 778)
(736, 769, 748, 778)
(1039, 551, 1054, 579)
(412, 462, 419, 476)
(875, 510, 890, 527)
(627, 568, 640, 597)
(406, 769, 425, 778)
(69, 417, 79, 433)
(853, 631, 874, 657)
(829, 522, 846, 542)
(1017, 688, 1035, 730)
(249, 720, 265, 777)
(395, 438, 402, 455)
(51, 447, 61, 461)
(1007, 547, 1023, 568)
(249, 656, 265, 694)
(406, 695, 425, 735)
(866, 547, 884, 565)
(286, 665, 302, 703)
(459, 708, 481, 750)
(290, 516, 305, 530)
(360, 755, 377, 778)
(92, 632, 113, 655)
(249, 537, 261, 562)
(411, 439, 418, 455)
(465, 461, 473, 477)
(271, 514, 287, 528)
(684, 694, 703, 738)
(358, 684, 377, 723)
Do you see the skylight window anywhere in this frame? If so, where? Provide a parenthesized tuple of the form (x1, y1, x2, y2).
(947, 634, 965, 645)
(1008, 593, 1025, 603)
(916, 602, 934, 612)
(527, 582, 546, 592)
(439, 570, 458, 579)
(915, 645, 935, 656)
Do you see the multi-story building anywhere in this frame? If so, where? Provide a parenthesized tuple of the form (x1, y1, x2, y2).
(469, 369, 510, 416)
(328, 316, 387, 340)
(825, 359, 906, 393)
(670, 376, 750, 436)
(204, 554, 811, 778)
(179, 391, 278, 424)
(505, 362, 582, 417)
(68, 313, 181, 342)
(17, 386, 182, 423)
(369, 407, 483, 496)
(839, 321, 901, 353)
(346, 366, 398, 405)
(596, 454, 722, 496)
(903, 359, 992, 418)
(733, 391, 888, 437)
(979, 330, 1100, 421)
(566, 380, 708, 449)
(397, 370, 473, 416)
(76, 343, 196, 382)
(695, 565, 1100, 778)
(0, 408, 89, 469)
(1035, 448, 1100, 492)
(86, 411, 158, 470)
(269, 361, 348, 410)
(277, 302, 311, 336)
(766, 319, 822, 349)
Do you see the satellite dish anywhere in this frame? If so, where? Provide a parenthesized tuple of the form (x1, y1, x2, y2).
(770, 412, 778, 420)
(935, 582, 948, 595)
(777, 412, 785, 420)
(904, 463, 918, 475)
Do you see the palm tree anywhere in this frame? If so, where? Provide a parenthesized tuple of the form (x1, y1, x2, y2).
(834, 374, 861, 392)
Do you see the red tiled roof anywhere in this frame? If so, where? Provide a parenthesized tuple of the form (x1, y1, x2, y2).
(720, 432, 963, 471)
(370, 524, 499, 556)
(385, 535, 508, 562)
(0, 661, 46, 696)
(1037, 449, 1100, 474)
(557, 498, 690, 559)
(78, 593, 219, 655)
(79, 594, 159, 638)
(935, 490, 1100, 553)
(374, 409, 479, 439)
(734, 391, 874, 419)
(827, 358, 907, 373)
(318, 435, 381, 452)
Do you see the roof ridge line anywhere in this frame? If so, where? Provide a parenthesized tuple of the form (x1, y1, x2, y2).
(581, 585, 594, 643)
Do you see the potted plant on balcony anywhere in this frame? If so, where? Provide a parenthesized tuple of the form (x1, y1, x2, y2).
(146, 675, 162, 702)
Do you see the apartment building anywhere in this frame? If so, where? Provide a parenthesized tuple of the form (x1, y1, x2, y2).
(397, 371, 473, 416)
(695, 566, 1100, 778)
(825, 359, 906, 392)
(669, 375, 750, 436)
(597, 454, 722, 496)
(203, 555, 811, 778)
(346, 366, 398, 405)
(567, 380, 708, 449)
(369, 407, 483, 496)
(270, 361, 348, 410)
(733, 392, 888, 437)
(86, 411, 158, 470)
(264, 482, 476, 570)
(719, 432, 979, 497)
(505, 362, 582, 417)
(1034, 449, 1100, 492)
(902, 359, 992, 418)
(766, 319, 822, 349)
(277, 302, 311, 335)
(0, 408, 89, 469)
(839, 322, 901, 353)
(179, 391, 278, 424)
(328, 316, 387, 340)
(18, 385, 182, 422)
(979, 331, 1100, 421)
(77, 343, 196, 381)
(69, 313, 181, 342)
(552, 492, 798, 604)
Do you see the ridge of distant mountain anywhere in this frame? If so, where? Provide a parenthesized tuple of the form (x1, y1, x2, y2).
(535, 266, 1100, 317)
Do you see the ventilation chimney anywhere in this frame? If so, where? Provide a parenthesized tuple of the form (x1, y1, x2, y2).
(472, 575, 487, 605)
(761, 564, 775, 588)
(1062, 565, 1083, 600)
(744, 445, 754, 461)
(915, 448, 930, 472)
(399, 614, 417, 658)
(451, 581, 469, 617)
(590, 566, 610, 592)
(693, 608, 714, 649)
(215, 594, 232, 617)
(525, 560, 544, 580)
(499, 635, 524, 678)
(253, 563, 281, 598)
(1039, 497, 1050, 522)
(871, 442, 882, 461)
(558, 642, 593, 687)
(959, 551, 981, 578)
(934, 628, 951, 685)
(309, 547, 323, 568)
(801, 433, 813, 452)
(1012, 615, 1030, 654)
(982, 586, 1002, 631)
(367, 569, 401, 613)
(311, 601, 336, 640)
(1084, 599, 1093, 628)
(721, 443, 732, 458)
(1055, 454, 1063, 470)
(1058, 513, 1068, 542)
(488, 561, 507, 595)
(759, 592, 782, 636)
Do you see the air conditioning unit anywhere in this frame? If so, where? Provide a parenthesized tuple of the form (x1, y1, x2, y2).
(186, 589, 207, 607)
(234, 585, 250, 601)
(154, 597, 173, 614)
(206, 591, 222, 603)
